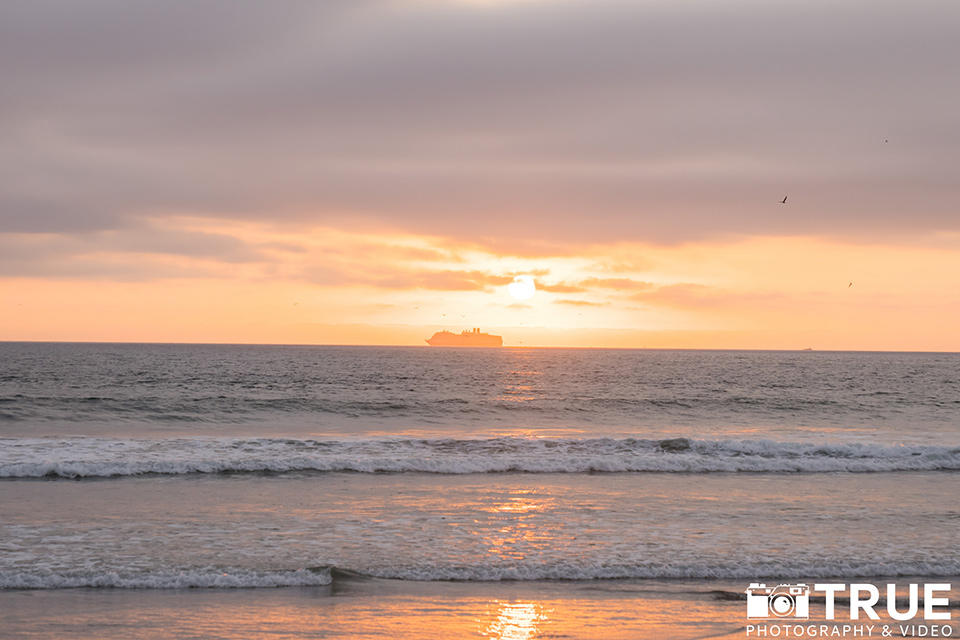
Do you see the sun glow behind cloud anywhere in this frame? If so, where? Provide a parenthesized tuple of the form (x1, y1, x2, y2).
(4, 212, 960, 349)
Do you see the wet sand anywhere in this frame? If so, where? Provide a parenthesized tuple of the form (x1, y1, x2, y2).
(0, 577, 751, 640)
(6, 576, 958, 639)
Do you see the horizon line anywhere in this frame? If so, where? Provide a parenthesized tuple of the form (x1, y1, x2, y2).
(1, 339, 958, 355)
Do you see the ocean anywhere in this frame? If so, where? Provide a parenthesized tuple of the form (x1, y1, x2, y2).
(1, 343, 958, 639)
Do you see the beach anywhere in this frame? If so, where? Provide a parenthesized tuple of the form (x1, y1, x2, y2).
(4, 578, 957, 639)
(2, 344, 959, 638)
(0, 578, 754, 640)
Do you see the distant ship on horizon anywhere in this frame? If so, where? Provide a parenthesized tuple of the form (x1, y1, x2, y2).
(425, 328, 503, 347)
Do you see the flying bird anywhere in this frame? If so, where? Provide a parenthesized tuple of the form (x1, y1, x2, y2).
(849, 282, 853, 287)
(780, 196, 788, 204)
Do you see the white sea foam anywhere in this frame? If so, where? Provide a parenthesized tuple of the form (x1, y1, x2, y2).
(4, 562, 960, 588)
(358, 560, 960, 582)
(2, 436, 960, 478)
(0, 567, 332, 589)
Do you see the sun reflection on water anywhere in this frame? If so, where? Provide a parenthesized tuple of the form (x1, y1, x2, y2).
(480, 600, 549, 640)
(469, 489, 560, 561)
(484, 489, 547, 515)
(495, 350, 543, 403)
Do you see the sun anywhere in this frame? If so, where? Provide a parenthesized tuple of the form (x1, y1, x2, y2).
(507, 275, 536, 300)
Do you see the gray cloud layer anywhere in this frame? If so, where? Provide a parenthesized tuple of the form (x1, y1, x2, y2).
(2, 0, 958, 247)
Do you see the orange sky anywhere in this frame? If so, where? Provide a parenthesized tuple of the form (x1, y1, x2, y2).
(2, 0, 959, 350)
(4, 217, 960, 350)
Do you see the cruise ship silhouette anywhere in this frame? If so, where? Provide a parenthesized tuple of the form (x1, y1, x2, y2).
(425, 328, 503, 347)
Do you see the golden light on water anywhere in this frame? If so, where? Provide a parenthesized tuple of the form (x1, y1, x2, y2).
(496, 351, 542, 403)
(471, 489, 556, 562)
(481, 601, 549, 640)
(489, 497, 543, 514)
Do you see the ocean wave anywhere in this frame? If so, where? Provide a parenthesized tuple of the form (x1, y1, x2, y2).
(4, 561, 960, 589)
(2, 436, 960, 478)
(355, 560, 960, 582)
(0, 567, 332, 589)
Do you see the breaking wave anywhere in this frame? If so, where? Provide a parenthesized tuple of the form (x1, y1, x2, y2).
(0, 567, 333, 589)
(5, 561, 960, 589)
(2, 436, 960, 478)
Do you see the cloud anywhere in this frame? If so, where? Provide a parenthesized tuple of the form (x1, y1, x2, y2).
(380, 270, 513, 291)
(579, 277, 655, 291)
(553, 298, 606, 307)
(1, 0, 958, 251)
(535, 281, 585, 293)
(0, 223, 271, 279)
(532, 277, 654, 295)
(302, 264, 516, 291)
(0, 237, 224, 281)
(631, 283, 780, 310)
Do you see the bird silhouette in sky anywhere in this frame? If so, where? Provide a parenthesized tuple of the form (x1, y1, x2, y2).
(780, 196, 788, 204)
(849, 282, 853, 287)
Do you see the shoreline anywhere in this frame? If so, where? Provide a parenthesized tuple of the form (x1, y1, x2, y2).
(2, 577, 956, 640)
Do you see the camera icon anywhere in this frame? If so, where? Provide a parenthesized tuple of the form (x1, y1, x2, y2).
(745, 583, 810, 619)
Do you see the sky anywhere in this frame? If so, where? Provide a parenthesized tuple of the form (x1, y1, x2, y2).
(2, 0, 959, 349)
